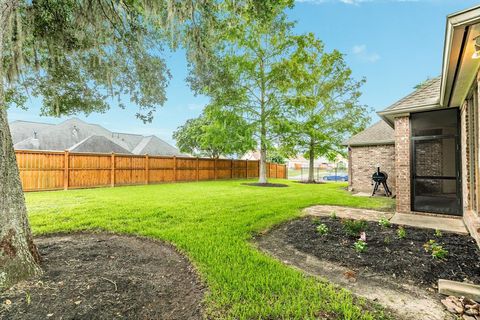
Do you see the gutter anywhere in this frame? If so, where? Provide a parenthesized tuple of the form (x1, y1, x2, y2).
(377, 103, 442, 127)
(343, 141, 395, 147)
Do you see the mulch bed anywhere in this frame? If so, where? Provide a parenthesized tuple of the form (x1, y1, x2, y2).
(295, 181, 326, 184)
(283, 217, 480, 287)
(242, 182, 289, 188)
(0, 233, 205, 320)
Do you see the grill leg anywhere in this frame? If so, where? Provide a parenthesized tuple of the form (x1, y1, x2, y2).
(372, 182, 379, 196)
(382, 182, 392, 197)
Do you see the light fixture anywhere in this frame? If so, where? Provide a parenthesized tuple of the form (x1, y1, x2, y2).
(472, 36, 480, 59)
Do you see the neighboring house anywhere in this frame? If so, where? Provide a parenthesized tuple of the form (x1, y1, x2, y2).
(242, 151, 346, 170)
(242, 150, 261, 161)
(343, 120, 395, 194)
(286, 156, 329, 170)
(345, 5, 480, 245)
(10, 118, 182, 156)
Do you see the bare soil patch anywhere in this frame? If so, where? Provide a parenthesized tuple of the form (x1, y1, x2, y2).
(242, 182, 289, 188)
(284, 217, 480, 286)
(0, 233, 205, 320)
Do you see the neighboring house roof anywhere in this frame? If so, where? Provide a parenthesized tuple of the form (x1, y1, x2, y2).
(242, 150, 261, 161)
(68, 135, 132, 154)
(11, 117, 182, 156)
(9, 120, 54, 144)
(377, 77, 441, 125)
(343, 120, 394, 146)
(132, 135, 180, 156)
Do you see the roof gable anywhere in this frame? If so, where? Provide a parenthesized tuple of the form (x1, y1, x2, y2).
(68, 135, 132, 154)
(343, 120, 394, 146)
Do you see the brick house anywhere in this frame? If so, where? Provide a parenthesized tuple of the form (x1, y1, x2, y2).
(344, 120, 395, 194)
(370, 5, 480, 245)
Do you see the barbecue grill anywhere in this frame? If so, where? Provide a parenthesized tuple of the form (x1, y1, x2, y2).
(371, 167, 392, 197)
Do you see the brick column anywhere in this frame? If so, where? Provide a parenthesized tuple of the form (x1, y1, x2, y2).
(395, 116, 411, 213)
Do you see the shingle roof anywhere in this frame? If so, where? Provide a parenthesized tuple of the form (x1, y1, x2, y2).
(9, 120, 54, 144)
(11, 117, 182, 156)
(343, 120, 394, 146)
(383, 77, 441, 112)
(68, 135, 132, 154)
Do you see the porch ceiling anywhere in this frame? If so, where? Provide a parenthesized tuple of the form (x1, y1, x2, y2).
(441, 6, 480, 108)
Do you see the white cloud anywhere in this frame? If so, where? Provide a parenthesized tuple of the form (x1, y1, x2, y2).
(352, 44, 380, 63)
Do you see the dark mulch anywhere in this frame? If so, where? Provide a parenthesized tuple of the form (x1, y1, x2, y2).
(295, 181, 326, 184)
(0, 233, 205, 320)
(283, 217, 480, 287)
(242, 182, 289, 188)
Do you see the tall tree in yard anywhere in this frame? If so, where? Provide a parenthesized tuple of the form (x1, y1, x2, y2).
(173, 106, 256, 159)
(281, 34, 370, 183)
(189, 11, 296, 184)
(0, 0, 229, 290)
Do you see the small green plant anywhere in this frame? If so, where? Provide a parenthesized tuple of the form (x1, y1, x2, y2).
(316, 223, 329, 236)
(434, 229, 443, 237)
(354, 240, 367, 253)
(397, 226, 407, 239)
(423, 240, 448, 259)
(330, 211, 337, 219)
(312, 218, 320, 225)
(342, 219, 368, 237)
(383, 235, 391, 244)
(378, 216, 391, 228)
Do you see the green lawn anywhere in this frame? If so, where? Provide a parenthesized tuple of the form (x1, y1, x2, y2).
(26, 179, 394, 319)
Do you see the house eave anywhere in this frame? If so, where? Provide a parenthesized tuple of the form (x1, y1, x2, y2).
(441, 5, 480, 107)
(377, 103, 441, 127)
(344, 141, 395, 147)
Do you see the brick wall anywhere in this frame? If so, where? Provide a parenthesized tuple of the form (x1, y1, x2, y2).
(463, 76, 480, 247)
(395, 116, 411, 213)
(349, 144, 395, 194)
(461, 99, 471, 213)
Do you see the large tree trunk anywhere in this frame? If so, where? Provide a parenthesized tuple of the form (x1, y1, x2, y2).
(0, 107, 42, 290)
(307, 146, 315, 183)
(258, 145, 267, 184)
(258, 113, 268, 184)
(0, 0, 42, 290)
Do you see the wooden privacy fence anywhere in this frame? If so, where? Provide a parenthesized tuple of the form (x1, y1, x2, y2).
(15, 150, 287, 192)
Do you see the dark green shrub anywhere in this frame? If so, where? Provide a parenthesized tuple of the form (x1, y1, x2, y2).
(342, 219, 368, 237)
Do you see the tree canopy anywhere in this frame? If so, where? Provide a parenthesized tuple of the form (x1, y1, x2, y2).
(173, 106, 255, 158)
(188, 11, 299, 183)
(280, 33, 370, 182)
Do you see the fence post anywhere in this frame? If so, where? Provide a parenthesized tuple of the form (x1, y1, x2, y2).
(196, 157, 199, 181)
(145, 154, 149, 185)
(258, 160, 260, 178)
(64, 150, 69, 190)
(173, 156, 177, 182)
(245, 160, 248, 179)
(230, 159, 234, 179)
(110, 153, 115, 187)
(214, 158, 217, 180)
(275, 164, 278, 178)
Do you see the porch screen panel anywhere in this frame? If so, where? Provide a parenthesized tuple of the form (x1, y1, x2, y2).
(411, 109, 461, 216)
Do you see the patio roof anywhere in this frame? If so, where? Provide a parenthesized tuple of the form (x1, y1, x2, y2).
(343, 120, 394, 147)
(377, 77, 441, 126)
(441, 5, 480, 108)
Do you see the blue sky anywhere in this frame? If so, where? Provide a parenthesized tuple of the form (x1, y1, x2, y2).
(7, 0, 480, 145)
